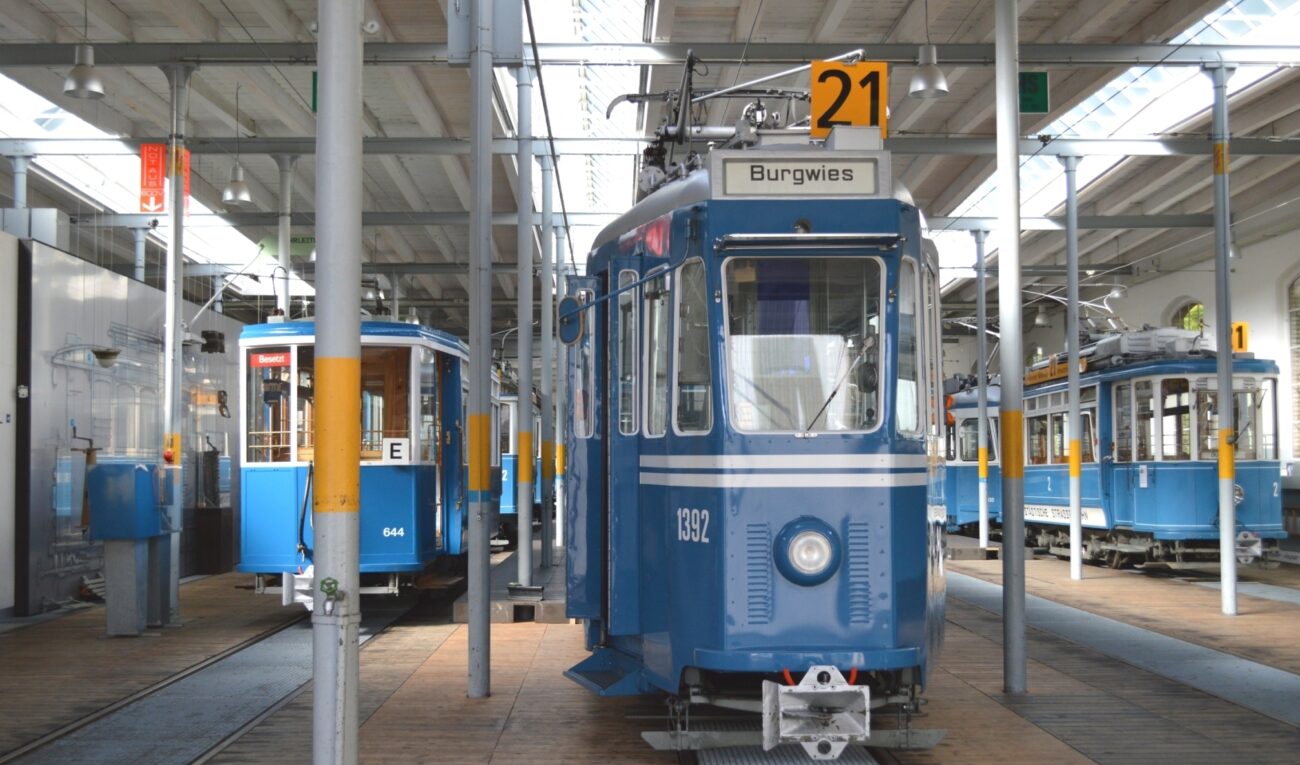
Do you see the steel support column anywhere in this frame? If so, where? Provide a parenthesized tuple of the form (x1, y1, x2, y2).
(995, 0, 1026, 694)
(1207, 63, 1238, 617)
(9, 155, 31, 208)
(514, 64, 535, 587)
(276, 154, 298, 316)
(974, 229, 990, 550)
(467, 0, 496, 699)
(152, 64, 192, 630)
(539, 155, 557, 556)
(131, 226, 148, 282)
(311, 1, 364, 763)
(1061, 155, 1083, 581)
(540, 196, 559, 569)
(554, 260, 567, 550)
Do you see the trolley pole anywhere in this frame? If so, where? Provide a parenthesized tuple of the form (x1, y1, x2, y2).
(311, 0, 364, 762)
(541, 215, 562, 567)
(1061, 155, 1083, 581)
(467, 0, 496, 698)
(514, 64, 536, 588)
(995, 0, 1027, 694)
(974, 229, 990, 550)
(276, 154, 298, 316)
(154, 64, 191, 629)
(1207, 63, 1238, 616)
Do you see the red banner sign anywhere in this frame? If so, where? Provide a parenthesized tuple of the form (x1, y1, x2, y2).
(139, 143, 165, 212)
(249, 352, 290, 368)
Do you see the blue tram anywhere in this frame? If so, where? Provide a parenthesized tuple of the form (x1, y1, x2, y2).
(497, 391, 541, 539)
(945, 329, 1285, 565)
(237, 319, 500, 596)
(562, 130, 946, 758)
(941, 381, 1002, 531)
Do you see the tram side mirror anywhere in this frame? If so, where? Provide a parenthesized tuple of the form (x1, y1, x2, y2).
(558, 296, 584, 346)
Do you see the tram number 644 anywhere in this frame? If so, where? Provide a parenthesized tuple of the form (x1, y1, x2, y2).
(676, 507, 711, 544)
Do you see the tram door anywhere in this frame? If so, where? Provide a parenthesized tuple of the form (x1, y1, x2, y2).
(606, 259, 643, 636)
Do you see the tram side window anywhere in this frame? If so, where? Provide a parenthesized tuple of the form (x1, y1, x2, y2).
(499, 401, 514, 459)
(1114, 383, 1132, 461)
(1134, 380, 1155, 461)
(1261, 379, 1278, 460)
(675, 259, 712, 433)
(1082, 410, 1096, 462)
(895, 260, 921, 435)
(247, 347, 292, 463)
(1049, 412, 1066, 463)
(420, 349, 439, 462)
(958, 418, 979, 462)
(617, 270, 639, 435)
(360, 346, 411, 461)
(1197, 384, 1274, 462)
(1027, 414, 1049, 465)
(1161, 378, 1192, 461)
(644, 274, 671, 437)
(297, 346, 315, 461)
(574, 290, 596, 439)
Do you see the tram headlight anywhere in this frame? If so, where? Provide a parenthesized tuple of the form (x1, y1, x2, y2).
(774, 518, 841, 586)
(1234, 483, 1245, 506)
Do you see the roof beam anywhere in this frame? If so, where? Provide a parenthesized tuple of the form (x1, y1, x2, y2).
(2, 42, 1299, 67)
(75, 211, 618, 228)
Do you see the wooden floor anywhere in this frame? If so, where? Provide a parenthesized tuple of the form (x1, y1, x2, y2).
(0, 573, 302, 757)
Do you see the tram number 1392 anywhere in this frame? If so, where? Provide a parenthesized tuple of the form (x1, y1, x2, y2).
(675, 507, 711, 544)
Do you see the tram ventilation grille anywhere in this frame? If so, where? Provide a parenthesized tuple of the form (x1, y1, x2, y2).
(846, 521, 872, 624)
(745, 522, 773, 625)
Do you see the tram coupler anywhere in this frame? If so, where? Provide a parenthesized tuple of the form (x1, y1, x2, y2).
(761, 666, 869, 760)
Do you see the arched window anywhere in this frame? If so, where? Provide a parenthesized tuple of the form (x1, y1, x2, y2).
(1171, 300, 1205, 332)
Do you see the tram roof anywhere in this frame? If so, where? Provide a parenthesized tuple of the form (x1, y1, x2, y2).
(240, 319, 468, 359)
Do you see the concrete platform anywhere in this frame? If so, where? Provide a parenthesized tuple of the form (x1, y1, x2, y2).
(945, 533, 1034, 561)
(452, 541, 567, 624)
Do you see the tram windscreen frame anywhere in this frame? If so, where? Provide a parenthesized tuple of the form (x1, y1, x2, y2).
(722, 256, 883, 433)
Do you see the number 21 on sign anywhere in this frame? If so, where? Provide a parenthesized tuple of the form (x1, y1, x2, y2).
(810, 60, 888, 139)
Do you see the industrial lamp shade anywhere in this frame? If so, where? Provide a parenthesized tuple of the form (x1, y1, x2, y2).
(63, 44, 105, 100)
(1034, 305, 1051, 328)
(222, 164, 253, 207)
(908, 44, 949, 99)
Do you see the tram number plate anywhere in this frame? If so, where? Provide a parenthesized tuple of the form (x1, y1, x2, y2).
(382, 527, 406, 538)
(676, 507, 711, 544)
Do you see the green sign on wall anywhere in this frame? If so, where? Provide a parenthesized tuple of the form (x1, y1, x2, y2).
(1020, 71, 1049, 114)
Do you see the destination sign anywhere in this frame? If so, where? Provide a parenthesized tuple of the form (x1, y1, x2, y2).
(1023, 503, 1107, 529)
(721, 157, 879, 197)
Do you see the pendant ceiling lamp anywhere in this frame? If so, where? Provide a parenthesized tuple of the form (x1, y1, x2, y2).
(908, 0, 949, 99)
(64, 1, 105, 99)
(222, 85, 253, 207)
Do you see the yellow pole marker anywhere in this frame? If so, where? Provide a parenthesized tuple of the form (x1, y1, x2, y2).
(517, 431, 533, 484)
(1213, 143, 1228, 175)
(1219, 427, 1235, 480)
(313, 357, 360, 513)
(1002, 410, 1024, 479)
(541, 441, 555, 481)
(1068, 439, 1082, 478)
(468, 413, 492, 493)
(978, 446, 989, 480)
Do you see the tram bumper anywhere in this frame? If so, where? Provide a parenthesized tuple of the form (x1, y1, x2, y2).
(761, 666, 869, 760)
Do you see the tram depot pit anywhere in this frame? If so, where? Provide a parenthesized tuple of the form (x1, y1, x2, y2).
(1, 550, 1298, 765)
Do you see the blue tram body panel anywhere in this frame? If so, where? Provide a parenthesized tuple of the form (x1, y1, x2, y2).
(237, 318, 495, 579)
(563, 138, 946, 730)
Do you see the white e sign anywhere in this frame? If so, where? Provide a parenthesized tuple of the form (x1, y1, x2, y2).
(382, 438, 410, 464)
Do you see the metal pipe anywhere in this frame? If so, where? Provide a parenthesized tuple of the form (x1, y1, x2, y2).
(467, 0, 495, 700)
(540, 196, 559, 569)
(688, 48, 864, 105)
(974, 229, 990, 550)
(155, 64, 192, 630)
(554, 262, 567, 551)
(276, 154, 297, 315)
(10, 155, 30, 208)
(131, 226, 147, 282)
(312, 1, 364, 762)
(212, 275, 224, 314)
(515, 64, 535, 587)
(1061, 155, 1083, 582)
(540, 154, 557, 555)
(1207, 63, 1238, 617)
(995, 0, 1026, 694)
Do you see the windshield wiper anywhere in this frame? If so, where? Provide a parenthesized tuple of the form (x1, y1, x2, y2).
(804, 339, 869, 432)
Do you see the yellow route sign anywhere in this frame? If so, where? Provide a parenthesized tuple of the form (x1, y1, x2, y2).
(810, 60, 888, 139)
(1232, 321, 1249, 353)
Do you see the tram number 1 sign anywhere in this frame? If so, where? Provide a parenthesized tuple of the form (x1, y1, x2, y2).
(810, 60, 888, 139)
(1232, 321, 1249, 353)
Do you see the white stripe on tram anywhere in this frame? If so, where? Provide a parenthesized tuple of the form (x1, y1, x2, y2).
(638, 472, 929, 489)
(637, 454, 929, 470)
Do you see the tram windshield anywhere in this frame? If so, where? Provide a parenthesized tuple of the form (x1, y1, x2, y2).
(723, 257, 882, 433)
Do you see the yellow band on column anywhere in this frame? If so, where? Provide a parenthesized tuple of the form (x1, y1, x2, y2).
(1002, 410, 1024, 479)
(314, 357, 361, 513)
(1219, 427, 1235, 479)
(468, 413, 491, 491)
(977, 447, 988, 479)
(517, 432, 533, 483)
(541, 441, 555, 480)
(556, 444, 567, 476)
(1213, 142, 1228, 175)
(1069, 439, 1082, 478)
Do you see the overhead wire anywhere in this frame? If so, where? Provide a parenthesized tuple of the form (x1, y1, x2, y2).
(525, 0, 578, 272)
